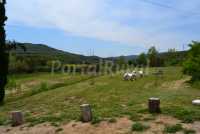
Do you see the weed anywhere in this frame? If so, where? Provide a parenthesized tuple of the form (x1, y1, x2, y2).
(131, 122, 149, 132)
(129, 114, 141, 121)
(164, 124, 183, 133)
(108, 118, 117, 123)
(91, 116, 102, 124)
(184, 129, 196, 134)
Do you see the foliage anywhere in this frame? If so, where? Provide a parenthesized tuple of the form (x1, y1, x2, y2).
(164, 124, 183, 133)
(108, 118, 117, 123)
(131, 122, 149, 132)
(116, 56, 126, 65)
(184, 129, 196, 134)
(91, 115, 102, 124)
(147, 46, 158, 67)
(137, 53, 147, 66)
(0, 67, 200, 126)
(183, 41, 200, 81)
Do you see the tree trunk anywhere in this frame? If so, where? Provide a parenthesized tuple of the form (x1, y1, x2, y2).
(0, 0, 8, 104)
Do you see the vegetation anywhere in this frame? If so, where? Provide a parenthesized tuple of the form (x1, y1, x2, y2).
(134, 46, 187, 68)
(164, 124, 183, 133)
(184, 129, 196, 134)
(0, 67, 200, 126)
(131, 122, 149, 132)
(147, 46, 159, 67)
(6, 41, 189, 76)
(137, 53, 147, 66)
(183, 41, 200, 81)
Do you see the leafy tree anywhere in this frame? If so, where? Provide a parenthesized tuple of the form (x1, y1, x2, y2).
(147, 46, 159, 67)
(165, 48, 179, 66)
(128, 60, 133, 65)
(137, 53, 147, 66)
(116, 56, 126, 65)
(0, 0, 8, 104)
(183, 41, 200, 81)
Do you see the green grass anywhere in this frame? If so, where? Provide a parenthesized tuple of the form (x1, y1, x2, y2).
(131, 122, 149, 132)
(1, 67, 200, 126)
(164, 124, 183, 133)
(184, 129, 196, 134)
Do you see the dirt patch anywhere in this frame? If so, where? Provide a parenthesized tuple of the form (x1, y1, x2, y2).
(0, 115, 199, 134)
(62, 118, 132, 134)
(0, 123, 55, 134)
(154, 115, 181, 125)
(161, 77, 190, 90)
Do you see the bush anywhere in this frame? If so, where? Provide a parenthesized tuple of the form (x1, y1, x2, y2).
(108, 118, 117, 123)
(91, 116, 102, 124)
(164, 124, 183, 133)
(183, 41, 200, 81)
(131, 122, 149, 132)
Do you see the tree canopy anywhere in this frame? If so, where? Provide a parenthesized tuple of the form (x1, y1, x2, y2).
(183, 41, 200, 81)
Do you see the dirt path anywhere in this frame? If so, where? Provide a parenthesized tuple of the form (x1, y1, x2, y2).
(161, 77, 191, 90)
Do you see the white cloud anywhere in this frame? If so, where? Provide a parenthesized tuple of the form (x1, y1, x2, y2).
(6, 0, 200, 50)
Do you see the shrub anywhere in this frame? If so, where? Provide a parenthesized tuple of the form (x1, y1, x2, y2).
(131, 122, 149, 132)
(183, 41, 200, 81)
(164, 124, 183, 133)
(184, 129, 196, 134)
(91, 116, 102, 124)
(108, 118, 117, 123)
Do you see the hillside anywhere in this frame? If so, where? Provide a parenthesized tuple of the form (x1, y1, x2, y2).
(13, 42, 188, 64)
(13, 43, 101, 64)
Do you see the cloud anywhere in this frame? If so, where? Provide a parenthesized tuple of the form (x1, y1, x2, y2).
(6, 0, 200, 50)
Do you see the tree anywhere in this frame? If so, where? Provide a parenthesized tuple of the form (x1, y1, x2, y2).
(137, 53, 147, 66)
(165, 48, 179, 66)
(147, 46, 158, 67)
(116, 56, 126, 65)
(0, 0, 8, 104)
(183, 41, 200, 81)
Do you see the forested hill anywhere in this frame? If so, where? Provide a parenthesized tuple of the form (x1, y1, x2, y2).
(13, 43, 101, 64)
(11, 42, 188, 65)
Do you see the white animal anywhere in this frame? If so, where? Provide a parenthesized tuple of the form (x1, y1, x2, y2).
(123, 71, 137, 81)
(138, 70, 144, 77)
(192, 100, 200, 106)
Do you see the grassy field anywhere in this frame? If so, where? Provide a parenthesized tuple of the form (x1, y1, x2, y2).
(0, 67, 200, 126)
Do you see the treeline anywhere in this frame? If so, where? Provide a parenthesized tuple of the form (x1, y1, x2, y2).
(115, 46, 187, 67)
(9, 53, 101, 74)
(8, 42, 100, 74)
(8, 42, 188, 74)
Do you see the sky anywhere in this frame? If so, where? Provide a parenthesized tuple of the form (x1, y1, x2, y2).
(5, 0, 200, 57)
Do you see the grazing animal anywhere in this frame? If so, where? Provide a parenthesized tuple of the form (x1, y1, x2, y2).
(123, 71, 137, 81)
(138, 70, 144, 77)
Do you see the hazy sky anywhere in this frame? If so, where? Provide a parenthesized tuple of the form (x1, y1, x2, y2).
(6, 0, 200, 57)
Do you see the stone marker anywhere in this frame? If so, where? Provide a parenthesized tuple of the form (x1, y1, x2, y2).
(148, 98, 161, 113)
(11, 111, 24, 126)
(80, 104, 92, 122)
(192, 100, 200, 106)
